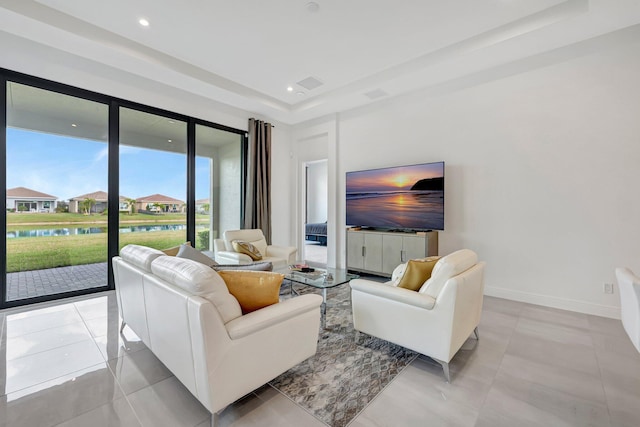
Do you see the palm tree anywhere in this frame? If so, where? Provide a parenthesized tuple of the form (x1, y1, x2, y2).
(81, 198, 96, 215)
(125, 198, 137, 214)
(152, 202, 164, 214)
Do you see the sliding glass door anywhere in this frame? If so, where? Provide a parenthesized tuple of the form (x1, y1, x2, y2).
(5, 82, 109, 303)
(0, 69, 246, 309)
(119, 107, 188, 251)
(195, 124, 243, 252)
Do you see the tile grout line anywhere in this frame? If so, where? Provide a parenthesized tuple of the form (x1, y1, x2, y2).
(471, 302, 525, 426)
(73, 302, 145, 427)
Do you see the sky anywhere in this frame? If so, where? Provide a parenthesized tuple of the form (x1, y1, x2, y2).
(6, 128, 212, 201)
(346, 162, 444, 193)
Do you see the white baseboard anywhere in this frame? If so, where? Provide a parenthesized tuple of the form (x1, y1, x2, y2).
(484, 286, 621, 319)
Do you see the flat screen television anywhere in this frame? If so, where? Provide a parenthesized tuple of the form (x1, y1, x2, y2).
(346, 161, 444, 231)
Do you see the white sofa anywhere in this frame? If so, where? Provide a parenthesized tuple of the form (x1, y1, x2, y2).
(213, 229, 297, 269)
(350, 249, 485, 382)
(112, 244, 322, 423)
(615, 267, 640, 353)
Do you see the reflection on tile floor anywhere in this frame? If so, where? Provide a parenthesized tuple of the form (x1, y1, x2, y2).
(1, 291, 640, 426)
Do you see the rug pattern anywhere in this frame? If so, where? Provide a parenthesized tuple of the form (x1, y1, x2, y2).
(270, 282, 418, 427)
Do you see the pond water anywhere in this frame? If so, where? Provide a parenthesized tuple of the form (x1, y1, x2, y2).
(7, 223, 205, 238)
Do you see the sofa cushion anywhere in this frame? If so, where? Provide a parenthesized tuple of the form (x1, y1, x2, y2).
(232, 240, 263, 261)
(218, 270, 284, 314)
(150, 256, 241, 323)
(161, 241, 192, 256)
(120, 244, 165, 272)
(390, 263, 407, 287)
(397, 258, 439, 291)
(419, 249, 478, 298)
(213, 262, 273, 272)
(176, 243, 218, 267)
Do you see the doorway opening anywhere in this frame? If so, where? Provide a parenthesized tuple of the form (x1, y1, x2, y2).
(303, 160, 328, 266)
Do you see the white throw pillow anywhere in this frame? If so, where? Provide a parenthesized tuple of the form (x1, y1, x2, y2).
(390, 263, 407, 287)
(176, 244, 218, 268)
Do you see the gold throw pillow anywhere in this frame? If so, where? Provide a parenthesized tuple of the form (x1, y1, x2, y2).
(218, 270, 284, 314)
(231, 240, 263, 260)
(397, 258, 439, 291)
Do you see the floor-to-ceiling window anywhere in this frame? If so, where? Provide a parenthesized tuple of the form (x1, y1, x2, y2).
(119, 107, 188, 251)
(5, 82, 109, 303)
(1, 69, 246, 309)
(195, 124, 243, 252)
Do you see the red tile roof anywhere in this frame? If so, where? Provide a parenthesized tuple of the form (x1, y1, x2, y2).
(7, 187, 57, 200)
(136, 194, 184, 204)
(69, 190, 108, 201)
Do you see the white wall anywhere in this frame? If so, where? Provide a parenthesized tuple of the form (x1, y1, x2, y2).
(306, 161, 328, 224)
(293, 37, 640, 318)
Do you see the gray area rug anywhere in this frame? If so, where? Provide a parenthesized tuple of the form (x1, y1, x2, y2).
(270, 282, 418, 427)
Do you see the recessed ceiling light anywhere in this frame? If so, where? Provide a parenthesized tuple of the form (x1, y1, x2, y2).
(306, 2, 320, 13)
(71, 123, 77, 127)
(139, 18, 150, 27)
(287, 86, 293, 92)
(296, 91, 305, 96)
(167, 139, 172, 143)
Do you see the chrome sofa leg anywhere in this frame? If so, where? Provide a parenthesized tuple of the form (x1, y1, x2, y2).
(210, 411, 221, 427)
(473, 327, 479, 340)
(119, 320, 126, 333)
(433, 358, 451, 383)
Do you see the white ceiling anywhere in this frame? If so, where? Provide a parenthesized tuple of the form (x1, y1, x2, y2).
(0, 0, 639, 125)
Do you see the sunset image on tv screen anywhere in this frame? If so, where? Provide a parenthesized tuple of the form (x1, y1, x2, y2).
(346, 162, 444, 230)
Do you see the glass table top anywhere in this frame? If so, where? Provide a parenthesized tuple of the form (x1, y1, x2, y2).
(275, 265, 359, 289)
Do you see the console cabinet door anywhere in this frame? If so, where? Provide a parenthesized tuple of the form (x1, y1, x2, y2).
(382, 234, 403, 275)
(402, 235, 427, 261)
(347, 231, 364, 270)
(363, 233, 383, 273)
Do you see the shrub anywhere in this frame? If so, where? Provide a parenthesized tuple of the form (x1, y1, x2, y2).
(198, 229, 210, 250)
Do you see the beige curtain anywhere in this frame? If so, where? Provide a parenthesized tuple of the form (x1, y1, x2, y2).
(243, 118, 272, 243)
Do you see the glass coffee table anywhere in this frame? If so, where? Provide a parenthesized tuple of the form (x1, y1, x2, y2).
(276, 265, 359, 329)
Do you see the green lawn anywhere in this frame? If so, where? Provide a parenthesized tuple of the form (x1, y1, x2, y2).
(6, 230, 190, 272)
(5, 212, 212, 272)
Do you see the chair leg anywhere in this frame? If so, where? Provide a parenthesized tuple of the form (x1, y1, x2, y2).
(210, 411, 221, 427)
(119, 320, 126, 333)
(473, 327, 479, 340)
(433, 358, 451, 383)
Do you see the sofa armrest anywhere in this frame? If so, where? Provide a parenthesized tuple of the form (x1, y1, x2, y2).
(350, 279, 436, 310)
(215, 250, 253, 265)
(265, 245, 297, 264)
(225, 294, 323, 339)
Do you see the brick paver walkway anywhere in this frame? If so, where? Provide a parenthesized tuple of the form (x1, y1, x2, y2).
(6, 262, 108, 301)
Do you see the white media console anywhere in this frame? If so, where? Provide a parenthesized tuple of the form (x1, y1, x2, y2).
(346, 229, 438, 277)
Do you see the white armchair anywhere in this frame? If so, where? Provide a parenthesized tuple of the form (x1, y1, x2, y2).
(615, 267, 640, 353)
(214, 229, 297, 269)
(350, 249, 485, 382)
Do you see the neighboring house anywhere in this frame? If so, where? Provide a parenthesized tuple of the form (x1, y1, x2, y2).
(118, 196, 134, 214)
(136, 194, 185, 213)
(6, 187, 57, 213)
(196, 198, 209, 214)
(69, 191, 134, 214)
(69, 191, 108, 214)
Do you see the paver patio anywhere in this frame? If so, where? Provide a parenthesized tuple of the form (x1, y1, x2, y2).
(6, 262, 108, 301)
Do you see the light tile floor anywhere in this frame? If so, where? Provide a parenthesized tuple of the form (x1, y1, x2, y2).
(1, 291, 639, 427)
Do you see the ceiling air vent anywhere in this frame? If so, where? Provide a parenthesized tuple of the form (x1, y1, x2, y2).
(296, 76, 324, 90)
(364, 89, 389, 100)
